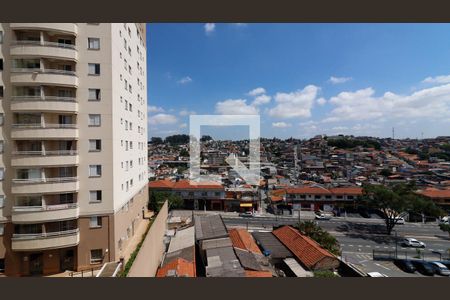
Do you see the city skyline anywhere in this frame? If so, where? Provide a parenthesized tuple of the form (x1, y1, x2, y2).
(147, 23, 450, 140)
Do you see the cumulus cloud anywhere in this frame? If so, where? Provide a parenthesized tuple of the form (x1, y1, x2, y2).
(322, 84, 450, 123)
(204, 23, 215, 35)
(215, 99, 259, 115)
(148, 106, 165, 113)
(328, 76, 352, 84)
(148, 113, 178, 125)
(247, 87, 266, 96)
(252, 94, 271, 106)
(177, 76, 193, 84)
(317, 97, 327, 106)
(422, 75, 450, 84)
(268, 85, 319, 118)
(272, 122, 292, 128)
(179, 109, 196, 116)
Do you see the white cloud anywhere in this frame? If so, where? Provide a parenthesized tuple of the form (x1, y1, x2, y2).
(179, 123, 188, 128)
(268, 85, 319, 118)
(215, 99, 259, 115)
(328, 76, 352, 84)
(252, 94, 271, 106)
(179, 109, 196, 116)
(317, 97, 327, 106)
(232, 23, 247, 27)
(148, 113, 178, 125)
(322, 83, 450, 123)
(204, 23, 215, 35)
(177, 76, 193, 85)
(247, 87, 266, 96)
(272, 122, 292, 128)
(422, 75, 450, 84)
(148, 106, 165, 113)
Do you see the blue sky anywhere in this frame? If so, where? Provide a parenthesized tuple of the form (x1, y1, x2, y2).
(147, 23, 450, 140)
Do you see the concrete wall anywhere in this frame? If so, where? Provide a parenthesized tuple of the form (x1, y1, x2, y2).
(127, 201, 167, 277)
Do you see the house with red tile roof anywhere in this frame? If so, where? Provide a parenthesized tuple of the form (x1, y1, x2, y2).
(228, 228, 262, 255)
(416, 187, 450, 208)
(273, 226, 340, 271)
(156, 258, 196, 277)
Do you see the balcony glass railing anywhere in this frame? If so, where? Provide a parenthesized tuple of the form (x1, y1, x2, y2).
(12, 177, 78, 184)
(11, 95, 77, 102)
(11, 40, 76, 50)
(12, 203, 78, 212)
(11, 68, 76, 76)
(12, 150, 78, 156)
(12, 123, 78, 129)
(12, 228, 79, 240)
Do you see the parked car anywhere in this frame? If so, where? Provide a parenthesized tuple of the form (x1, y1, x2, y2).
(439, 261, 450, 269)
(367, 272, 388, 277)
(315, 213, 331, 220)
(394, 217, 405, 225)
(239, 211, 253, 218)
(401, 238, 426, 248)
(430, 262, 450, 276)
(411, 260, 435, 276)
(393, 259, 416, 273)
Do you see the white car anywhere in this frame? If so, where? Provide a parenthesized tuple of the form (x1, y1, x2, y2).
(391, 217, 405, 224)
(401, 238, 426, 248)
(367, 272, 388, 277)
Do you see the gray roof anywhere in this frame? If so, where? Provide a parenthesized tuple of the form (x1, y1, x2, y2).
(167, 226, 195, 253)
(205, 246, 246, 277)
(252, 232, 293, 259)
(163, 246, 195, 266)
(201, 237, 233, 251)
(234, 248, 263, 271)
(194, 214, 228, 241)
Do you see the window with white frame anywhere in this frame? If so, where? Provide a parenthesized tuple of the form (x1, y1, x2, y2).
(89, 139, 101, 152)
(90, 249, 103, 264)
(88, 38, 100, 50)
(88, 89, 101, 101)
(88, 114, 101, 126)
(89, 165, 102, 177)
(88, 63, 100, 75)
(90, 216, 102, 228)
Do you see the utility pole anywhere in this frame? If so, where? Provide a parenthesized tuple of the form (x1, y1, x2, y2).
(395, 230, 398, 259)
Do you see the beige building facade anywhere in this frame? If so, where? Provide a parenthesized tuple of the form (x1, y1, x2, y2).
(0, 23, 148, 276)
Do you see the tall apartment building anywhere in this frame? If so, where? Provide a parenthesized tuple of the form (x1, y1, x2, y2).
(0, 23, 149, 276)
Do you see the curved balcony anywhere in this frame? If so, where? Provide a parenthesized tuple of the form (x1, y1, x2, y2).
(11, 203, 79, 224)
(10, 23, 78, 36)
(11, 228, 80, 251)
(11, 150, 79, 167)
(11, 41, 78, 61)
(11, 124, 78, 140)
(11, 95, 78, 113)
(11, 177, 79, 194)
(10, 68, 78, 87)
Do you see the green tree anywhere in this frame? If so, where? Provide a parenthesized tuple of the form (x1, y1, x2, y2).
(439, 223, 450, 237)
(297, 221, 341, 256)
(148, 191, 159, 212)
(313, 270, 338, 278)
(179, 148, 189, 157)
(148, 191, 184, 213)
(150, 137, 163, 144)
(380, 169, 392, 177)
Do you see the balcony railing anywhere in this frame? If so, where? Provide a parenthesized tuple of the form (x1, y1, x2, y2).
(12, 177, 78, 184)
(12, 123, 78, 129)
(12, 228, 79, 240)
(12, 150, 78, 156)
(11, 40, 76, 50)
(12, 203, 78, 212)
(11, 95, 77, 102)
(11, 68, 76, 76)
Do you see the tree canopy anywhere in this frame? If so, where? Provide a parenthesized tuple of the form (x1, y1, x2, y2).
(165, 134, 190, 145)
(297, 221, 341, 256)
(148, 191, 184, 213)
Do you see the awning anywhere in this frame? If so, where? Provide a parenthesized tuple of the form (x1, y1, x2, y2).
(240, 203, 253, 207)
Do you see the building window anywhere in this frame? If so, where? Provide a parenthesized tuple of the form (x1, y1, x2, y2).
(0, 224, 4, 236)
(0, 141, 4, 153)
(0, 195, 4, 208)
(0, 31, 3, 44)
(90, 216, 102, 228)
(0, 114, 3, 125)
(90, 249, 103, 264)
(88, 89, 101, 101)
(88, 63, 100, 75)
(0, 59, 3, 71)
(88, 38, 100, 50)
(88, 114, 101, 126)
(0, 168, 4, 181)
(0, 86, 3, 98)
(89, 165, 102, 177)
(89, 139, 102, 152)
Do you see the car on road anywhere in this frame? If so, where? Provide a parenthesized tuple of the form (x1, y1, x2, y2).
(394, 217, 405, 225)
(411, 260, 435, 276)
(367, 272, 388, 277)
(401, 238, 426, 248)
(315, 213, 331, 220)
(430, 262, 450, 276)
(239, 211, 254, 218)
(393, 259, 416, 273)
(439, 261, 450, 269)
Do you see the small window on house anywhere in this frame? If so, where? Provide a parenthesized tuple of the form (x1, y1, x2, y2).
(90, 216, 102, 228)
(0, 86, 3, 98)
(0, 168, 4, 181)
(88, 63, 100, 75)
(90, 249, 103, 264)
(89, 165, 102, 177)
(89, 139, 101, 152)
(88, 114, 101, 126)
(88, 38, 100, 50)
(0, 59, 3, 71)
(0, 223, 4, 236)
(88, 89, 101, 101)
